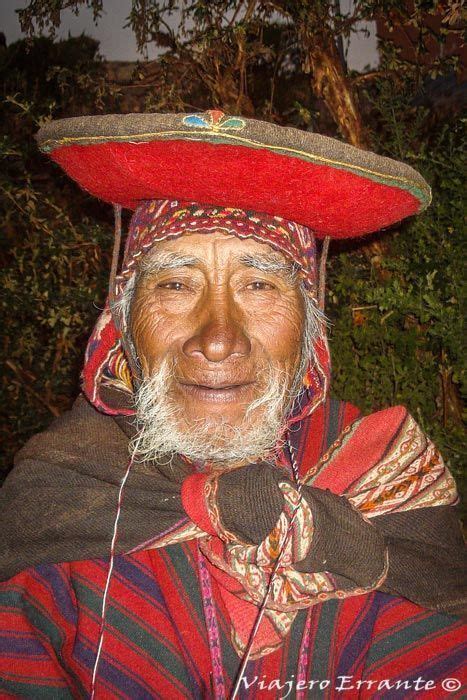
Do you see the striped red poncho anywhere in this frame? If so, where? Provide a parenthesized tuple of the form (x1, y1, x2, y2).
(1, 392, 465, 698)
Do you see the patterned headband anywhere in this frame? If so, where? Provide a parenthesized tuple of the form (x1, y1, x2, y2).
(115, 199, 318, 300)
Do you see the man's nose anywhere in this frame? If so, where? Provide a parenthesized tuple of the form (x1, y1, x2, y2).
(182, 295, 251, 363)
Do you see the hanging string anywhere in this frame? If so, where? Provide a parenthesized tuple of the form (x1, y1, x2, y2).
(90, 204, 134, 698)
(318, 236, 330, 312)
(109, 204, 122, 312)
(230, 439, 304, 700)
(89, 453, 135, 699)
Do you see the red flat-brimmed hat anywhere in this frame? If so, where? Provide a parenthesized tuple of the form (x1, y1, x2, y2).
(36, 109, 430, 239)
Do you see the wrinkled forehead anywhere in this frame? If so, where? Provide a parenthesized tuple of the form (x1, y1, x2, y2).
(116, 199, 318, 298)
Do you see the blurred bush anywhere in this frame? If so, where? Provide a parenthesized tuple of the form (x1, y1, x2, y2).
(0, 34, 464, 497)
(0, 36, 117, 469)
(328, 108, 465, 487)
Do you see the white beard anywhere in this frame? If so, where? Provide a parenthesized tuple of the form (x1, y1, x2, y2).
(131, 357, 301, 468)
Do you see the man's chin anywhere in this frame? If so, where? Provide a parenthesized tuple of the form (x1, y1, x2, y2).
(176, 400, 254, 432)
(177, 405, 250, 431)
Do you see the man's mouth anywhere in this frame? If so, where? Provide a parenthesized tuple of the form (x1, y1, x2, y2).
(177, 381, 256, 404)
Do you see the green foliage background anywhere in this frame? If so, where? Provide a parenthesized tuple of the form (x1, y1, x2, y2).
(0, 29, 465, 494)
(328, 115, 465, 483)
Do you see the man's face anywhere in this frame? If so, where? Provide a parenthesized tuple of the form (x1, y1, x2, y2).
(130, 231, 305, 464)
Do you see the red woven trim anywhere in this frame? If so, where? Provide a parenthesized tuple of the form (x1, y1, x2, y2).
(119, 199, 318, 294)
(312, 405, 408, 493)
(181, 474, 217, 536)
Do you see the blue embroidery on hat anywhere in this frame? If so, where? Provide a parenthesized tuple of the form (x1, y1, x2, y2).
(183, 109, 246, 132)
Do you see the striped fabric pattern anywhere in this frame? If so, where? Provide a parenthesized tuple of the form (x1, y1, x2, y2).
(1, 541, 465, 699)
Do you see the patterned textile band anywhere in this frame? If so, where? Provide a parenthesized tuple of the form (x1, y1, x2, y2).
(117, 199, 318, 296)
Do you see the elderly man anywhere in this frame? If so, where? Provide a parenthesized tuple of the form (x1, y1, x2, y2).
(0, 111, 465, 698)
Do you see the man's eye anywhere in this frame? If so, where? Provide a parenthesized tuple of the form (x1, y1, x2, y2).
(247, 281, 275, 291)
(157, 281, 186, 291)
